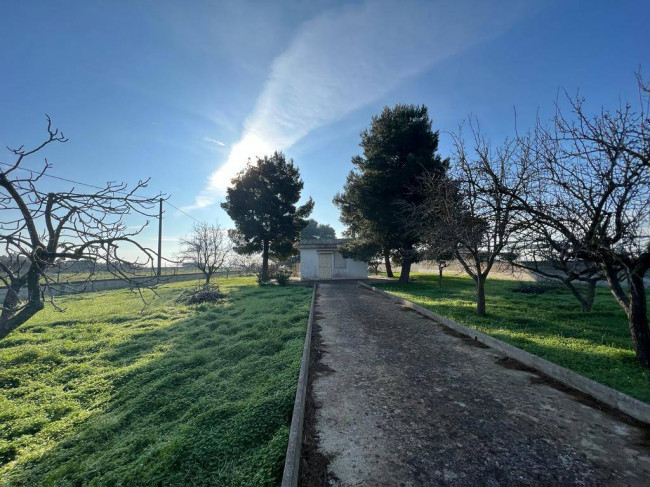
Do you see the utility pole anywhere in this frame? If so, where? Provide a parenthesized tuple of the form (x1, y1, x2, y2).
(157, 198, 163, 278)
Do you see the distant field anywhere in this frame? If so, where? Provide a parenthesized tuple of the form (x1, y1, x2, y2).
(0, 277, 312, 486)
(376, 273, 650, 403)
(44, 267, 216, 282)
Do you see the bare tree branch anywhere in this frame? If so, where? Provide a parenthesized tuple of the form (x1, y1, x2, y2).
(0, 117, 167, 339)
(178, 222, 232, 285)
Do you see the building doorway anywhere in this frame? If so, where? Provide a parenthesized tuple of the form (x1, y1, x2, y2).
(318, 252, 332, 279)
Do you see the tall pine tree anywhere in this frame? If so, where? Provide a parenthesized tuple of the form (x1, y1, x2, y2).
(334, 104, 447, 283)
(221, 152, 313, 281)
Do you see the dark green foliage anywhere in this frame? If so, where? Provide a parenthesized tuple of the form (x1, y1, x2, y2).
(256, 271, 271, 286)
(221, 152, 314, 281)
(339, 240, 383, 274)
(378, 273, 650, 403)
(334, 104, 447, 283)
(512, 281, 563, 295)
(339, 240, 381, 261)
(273, 267, 293, 286)
(0, 278, 312, 485)
(300, 219, 336, 240)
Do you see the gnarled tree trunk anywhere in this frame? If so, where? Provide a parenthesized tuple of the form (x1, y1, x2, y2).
(261, 239, 270, 282)
(455, 251, 489, 316)
(476, 275, 486, 317)
(603, 265, 650, 368)
(398, 258, 412, 284)
(0, 269, 44, 339)
(565, 279, 598, 313)
(627, 273, 650, 368)
(383, 247, 394, 278)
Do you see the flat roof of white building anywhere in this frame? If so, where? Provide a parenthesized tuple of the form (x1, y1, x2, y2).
(297, 238, 350, 250)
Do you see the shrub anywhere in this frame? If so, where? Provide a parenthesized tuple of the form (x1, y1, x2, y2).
(512, 281, 562, 295)
(256, 271, 271, 286)
(176, 284, 226, 304)
(274, 267, 293, 286)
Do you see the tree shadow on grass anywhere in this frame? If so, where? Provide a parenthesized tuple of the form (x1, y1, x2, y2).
(2, 284, 312, 487)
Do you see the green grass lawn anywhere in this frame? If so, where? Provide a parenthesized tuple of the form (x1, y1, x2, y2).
(0, 277, 313, 486)
(375, 273, 650, 403)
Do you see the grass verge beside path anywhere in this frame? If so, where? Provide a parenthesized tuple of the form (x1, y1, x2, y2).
(375, 273, 650, 404)
(0, 277, 312, 486)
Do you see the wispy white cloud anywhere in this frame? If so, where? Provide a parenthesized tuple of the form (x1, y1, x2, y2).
(204, 137, 226, 146)
(190, 0, 536, 209)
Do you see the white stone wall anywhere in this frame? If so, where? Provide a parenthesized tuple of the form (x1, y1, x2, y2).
(340, 257, 368, 278)
(299, 248, 367, 280)
(0, 272, 207, 301)
(300, 248, 320, 279)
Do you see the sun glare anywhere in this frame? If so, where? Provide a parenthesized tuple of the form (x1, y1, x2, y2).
(207, 132, 274, 194)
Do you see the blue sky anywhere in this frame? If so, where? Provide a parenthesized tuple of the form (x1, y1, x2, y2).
(1, 0, 648, 260)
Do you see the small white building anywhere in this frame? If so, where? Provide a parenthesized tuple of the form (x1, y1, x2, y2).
(298, 239, 368, 280)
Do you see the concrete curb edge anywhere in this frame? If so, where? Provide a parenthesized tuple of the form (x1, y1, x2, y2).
(359, 281, 650, 425)
(282, 283, 318, 486)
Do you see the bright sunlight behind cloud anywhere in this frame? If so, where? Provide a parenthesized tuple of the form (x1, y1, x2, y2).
(191, 0, 534, 208)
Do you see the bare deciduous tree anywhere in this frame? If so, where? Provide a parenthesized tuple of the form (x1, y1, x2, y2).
(179, 222, 231, 284)
(0, 117, 164, 339)
(400, 190, 457, 287)
(506, 224, 609, 312)
(507, 77, 650, 366)
(417, 125, 527, 316)
(428, 247, 456, 288)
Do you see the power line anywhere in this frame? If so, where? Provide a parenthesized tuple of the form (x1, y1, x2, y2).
(0, 160, 208, 276)
(0, 160, 107, 191)
(0, 160, 166, 201)
(0, 160, 202, 224)
(166, 201, 201, 223)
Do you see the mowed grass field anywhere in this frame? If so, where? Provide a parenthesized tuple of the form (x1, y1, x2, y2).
(0, 277, 313, 486)
(376, 273, 650, 403)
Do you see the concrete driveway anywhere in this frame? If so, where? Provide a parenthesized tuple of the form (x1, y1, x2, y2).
(301, 281, 650, 486)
